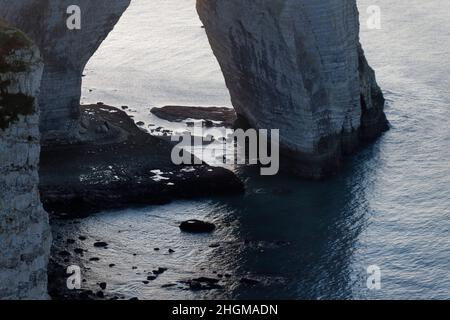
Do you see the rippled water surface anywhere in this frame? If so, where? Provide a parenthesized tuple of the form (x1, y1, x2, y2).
(53, 0, 450, 299)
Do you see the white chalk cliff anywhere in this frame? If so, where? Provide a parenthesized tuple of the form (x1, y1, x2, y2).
(0, 0, 389, 300)
(1, 0, 387, 176)
(197, 0, 388, 177)
(0, 0, 131, 144)
(0, 22, 51, 299)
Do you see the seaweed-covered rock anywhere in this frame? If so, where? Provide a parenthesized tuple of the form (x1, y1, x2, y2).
(179, 219, 216, 233)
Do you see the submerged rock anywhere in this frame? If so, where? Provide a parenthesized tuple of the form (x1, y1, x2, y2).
(93, 242, 108, 248)
(179, 220, 216, 233)
(151, 105, 237, 128)
(240, 277, 260, 286)
(152, 267, 168, 275)
(39, 105, 245, 216)
(58, 251, 70, 257)
(73, 248, 84, 255)
(181, 277, 223, 291)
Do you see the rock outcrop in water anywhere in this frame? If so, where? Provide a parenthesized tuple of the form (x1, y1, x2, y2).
(0, 0, 131, 144)
(197, 0, 388, 177)
(0, 22, 51, 299)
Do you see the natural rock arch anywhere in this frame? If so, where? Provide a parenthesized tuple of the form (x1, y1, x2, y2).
(0, 0, 130, 144)
(0, 0, 387, 178)
(197, 0, 388, 177)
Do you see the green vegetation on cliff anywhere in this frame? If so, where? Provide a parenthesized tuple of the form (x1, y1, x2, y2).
(0, 22, 36, 130)
(0, 23, 33, 73)
(0, 93, 35, 130)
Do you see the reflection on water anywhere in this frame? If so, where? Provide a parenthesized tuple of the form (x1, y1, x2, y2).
(51, 141, 383, 300)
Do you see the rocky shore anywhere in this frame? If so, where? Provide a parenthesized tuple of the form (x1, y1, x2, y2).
(39, 104, 244, 216)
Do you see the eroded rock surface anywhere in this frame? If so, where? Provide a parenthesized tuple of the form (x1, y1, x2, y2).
(0, 0, 131, 144)
(1, 0, 387, 177)
(0, 22, 51, 299)
(197, 0, 388, 177)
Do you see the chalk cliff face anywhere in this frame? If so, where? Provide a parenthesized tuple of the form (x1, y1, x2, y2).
(0, 0, 131, 144)
(0, 23, 51, 299)
(0, 0, 387, 176)
(197, 0, 388, 177)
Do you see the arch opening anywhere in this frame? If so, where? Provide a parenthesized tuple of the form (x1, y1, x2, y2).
(0, 0, 388, 178)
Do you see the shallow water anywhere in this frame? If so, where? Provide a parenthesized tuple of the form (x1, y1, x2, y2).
(53, 0, 450, 299)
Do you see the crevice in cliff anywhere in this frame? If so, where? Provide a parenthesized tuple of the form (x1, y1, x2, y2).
(0, 93, 35, 130)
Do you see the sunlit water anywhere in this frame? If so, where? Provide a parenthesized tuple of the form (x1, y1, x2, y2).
(52, 0, 450, 299)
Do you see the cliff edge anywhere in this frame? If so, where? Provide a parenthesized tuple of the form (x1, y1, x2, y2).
(0, 22, 51, 299)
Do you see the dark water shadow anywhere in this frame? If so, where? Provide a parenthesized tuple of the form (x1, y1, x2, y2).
(200, 139, 385, 299)
(48, 135, 386, 300)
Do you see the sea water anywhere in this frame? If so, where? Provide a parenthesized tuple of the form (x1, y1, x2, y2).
(52, 0, 450, 299)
